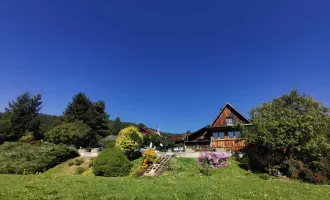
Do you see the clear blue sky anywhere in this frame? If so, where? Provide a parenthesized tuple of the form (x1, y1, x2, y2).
(0, 0, 330, 133)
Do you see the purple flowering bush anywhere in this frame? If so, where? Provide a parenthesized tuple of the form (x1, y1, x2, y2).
(197, 152, 231, 169)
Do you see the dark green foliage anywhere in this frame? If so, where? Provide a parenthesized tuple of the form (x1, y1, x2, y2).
(243, 90, 330, 160)
(44, 121, 91, 148)
(143, 134, 173, 151)
(105, 141, 116, 149)
(0, 142, 78, 174)
(280, 158, 330, 184)
(110, 117, 122, 135)
(68, 160, 75, 166)
(0, 92, 42, 142)
(74, 158, 84, 166)
(259, 174, 271, 180)
(199, 166, 212, 176)
(38, 114, 62, 137)
(63, 93, 109, 146)
(98, 139, 116, 149)
(242, 90, 330, 183)
(93, 147, 132, 177)
(75, 166, 86, 174)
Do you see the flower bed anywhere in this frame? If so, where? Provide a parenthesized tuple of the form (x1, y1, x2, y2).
(197, 152, 230, 169)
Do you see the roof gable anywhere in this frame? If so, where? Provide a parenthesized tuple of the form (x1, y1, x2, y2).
(210, 103, 251, 127)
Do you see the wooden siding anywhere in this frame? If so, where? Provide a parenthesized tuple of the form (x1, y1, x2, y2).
(212, 107, 246, 127)
(212, 139, 246, 151)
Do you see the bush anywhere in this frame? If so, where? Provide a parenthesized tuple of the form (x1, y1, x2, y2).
(199, 166, 212, 176)
(19, 132, 34, 143)
(68, 160, 75, 166)
(116, 126, 143, 160)
(0, 142, 78, 174)
(281, 158, 330, 184)
(93, 147, 132, 177)
(140, 148, 157, 169)
(259, 174, 271, 180)
(74, 158, 84, 166)
(197, 152, 230, 169)
(75, 166, 86, 174)
(45, 121, 91, 148)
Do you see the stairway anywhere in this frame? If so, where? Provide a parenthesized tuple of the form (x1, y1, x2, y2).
(143, 155, 172, 178)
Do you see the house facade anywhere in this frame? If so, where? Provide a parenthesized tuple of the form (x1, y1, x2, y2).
(185, 103, 251, 151)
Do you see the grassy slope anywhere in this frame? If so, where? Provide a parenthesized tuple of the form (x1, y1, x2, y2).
(0, 158, 329, 200)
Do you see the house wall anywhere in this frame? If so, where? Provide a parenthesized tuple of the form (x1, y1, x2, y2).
(212, 107, 246, 127)
(208, 129, 246, 151)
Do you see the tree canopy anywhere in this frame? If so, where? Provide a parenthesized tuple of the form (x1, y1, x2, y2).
(243, 90, 330, 159)
(45, 121, 91, 148)
(63, 93, 109, 145)
(0, 92, 42, 142)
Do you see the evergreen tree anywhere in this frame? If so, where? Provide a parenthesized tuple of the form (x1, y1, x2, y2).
(111, 117, 122, 135)
(63, 93, 109, 145)
(1, 92, 42, 141)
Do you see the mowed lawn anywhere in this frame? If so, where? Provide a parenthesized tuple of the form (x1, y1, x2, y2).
(0, 158, 329, 200)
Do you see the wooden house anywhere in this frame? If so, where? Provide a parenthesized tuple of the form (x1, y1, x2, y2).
(185, 103, 252, 152)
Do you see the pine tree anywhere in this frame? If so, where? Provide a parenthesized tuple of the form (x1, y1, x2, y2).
(63, 93, 109, 146)
(111, 117, 122, 135)
(2, 92, 42, 141)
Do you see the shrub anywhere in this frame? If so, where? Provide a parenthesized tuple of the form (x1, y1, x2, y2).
(93, 147, 132, 177)
(82, 168, 94, 176)
(44, 121, 91, 148)
(19, 132, 34, 143)
(199, 166, 212, 176)
(140, 148, 157, 169)
(197, 152, 230, 169)
(0, 142, 78, 174)
(116, 126, 143, 160)
(75, 166, 86, 174)
(68, 160, 75, 166)
(281, 158, 330, 184)
(74, 158, 84, 166)
(88, 157, 95, 167)
(259, 174, 271, 180)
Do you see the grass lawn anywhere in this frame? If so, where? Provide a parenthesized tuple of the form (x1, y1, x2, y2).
(0, 158, 329, 200)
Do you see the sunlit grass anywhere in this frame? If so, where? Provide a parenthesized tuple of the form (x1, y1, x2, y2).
(0, 158, 329, 200)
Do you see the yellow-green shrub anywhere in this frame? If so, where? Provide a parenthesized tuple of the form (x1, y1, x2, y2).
(140, 148, 157, 169)
(116, 126, 142, 160)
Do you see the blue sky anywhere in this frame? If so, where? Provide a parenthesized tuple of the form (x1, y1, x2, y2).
(0, 0, 330, 133)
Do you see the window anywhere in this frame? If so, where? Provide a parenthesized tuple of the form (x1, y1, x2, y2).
(213, 133, 219, 139)
(219, 132, 225, 139)
(228, 132, 235, 139)
(235, 131, 241, 137)
(226, 117, 233, 125)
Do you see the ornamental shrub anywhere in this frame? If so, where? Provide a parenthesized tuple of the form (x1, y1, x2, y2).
(197, 152, 230, 169)
(93, 147, 132, 177)
(45, 121, 91, 148)
(116, 126, 143, 160)
(140, 148, 157, 169)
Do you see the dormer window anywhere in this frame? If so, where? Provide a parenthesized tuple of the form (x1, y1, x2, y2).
(226, 117, 233, 125)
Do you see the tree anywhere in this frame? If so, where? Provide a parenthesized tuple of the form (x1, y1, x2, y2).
(44, 121, 91, 148)
(243, 90, 330, 160)
(63, 93, 109, 146)
(116, 126, 143, 160)
(1, 92, 42, 141)
(38, 114, 62, 137)
(111, 117, 122, 135)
